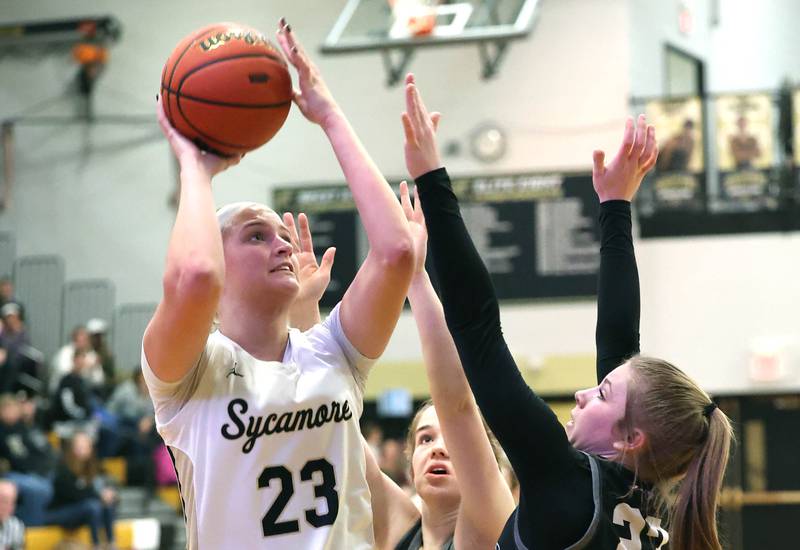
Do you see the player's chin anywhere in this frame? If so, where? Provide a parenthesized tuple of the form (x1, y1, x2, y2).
(270, 277, 300, 297)
(566, 427, 581, 448)
(419, 478, 459, 500)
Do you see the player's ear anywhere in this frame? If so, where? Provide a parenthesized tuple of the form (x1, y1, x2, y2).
(612, 429, 646, 456)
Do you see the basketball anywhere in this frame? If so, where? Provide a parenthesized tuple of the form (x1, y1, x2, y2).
(161, 22, 292, 156)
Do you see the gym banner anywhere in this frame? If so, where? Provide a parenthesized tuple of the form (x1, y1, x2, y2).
(274, 173, 600, 308)
(714, 93, 778, 212)
(638, 97, 705, 216)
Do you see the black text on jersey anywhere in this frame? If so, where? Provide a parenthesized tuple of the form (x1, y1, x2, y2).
(221, 398, 354, 453)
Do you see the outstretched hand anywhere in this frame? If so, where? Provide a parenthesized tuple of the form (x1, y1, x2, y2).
(402, 73, 443, 180)
(275, 19, 341, 127)
(592, 114, 658, 202)
(156, 96, 241, 177)
(283, 212, 336, 305)
(399, 181, 427, 274)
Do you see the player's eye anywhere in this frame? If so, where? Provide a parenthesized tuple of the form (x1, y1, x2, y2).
(418, 434, 433, 445)
(250, 231, 265, 242)
(597, 387, 605, 401)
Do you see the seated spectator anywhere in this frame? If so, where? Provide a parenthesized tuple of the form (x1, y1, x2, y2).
(362, 421, 384, 460)
(380, 438, 410, 489)
(19, 393, 49, 432)
(106, 370, 151, 429)
(106, 370, 160, 487)
(51, 350, 117, 458)
(45, 432, 117, 550)
(51, 350, 97, 427)
(106, 370, 156, 451)
(0, 280, 24, 322)
(0, 479, 24, 550)
(0, 304, 36, 395)
(51, 326, 102, 396)
(86, 320, 115, 398)
(0, 395, 53, 527)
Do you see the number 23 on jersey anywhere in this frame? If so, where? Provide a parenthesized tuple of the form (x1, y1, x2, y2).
(259, 458, 339, 537)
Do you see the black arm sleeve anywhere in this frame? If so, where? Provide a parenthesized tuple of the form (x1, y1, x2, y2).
(416, 168, 575, 477)
(595, 201, 640, 383)
(417, 168, 595, 549)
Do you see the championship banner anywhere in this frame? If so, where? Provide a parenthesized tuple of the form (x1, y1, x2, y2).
(638, 97, 705, 216)
(714, 93, 778, 212)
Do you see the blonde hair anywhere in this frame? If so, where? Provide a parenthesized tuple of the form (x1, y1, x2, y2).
(623, 356, 734, 550)
(216, 202, 275, 237)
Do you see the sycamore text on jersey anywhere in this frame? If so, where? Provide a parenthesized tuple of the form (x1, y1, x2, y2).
(221, 398, 354, 453)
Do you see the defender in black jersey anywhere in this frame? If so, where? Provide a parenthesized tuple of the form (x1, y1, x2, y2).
(404, 78, 733, 550)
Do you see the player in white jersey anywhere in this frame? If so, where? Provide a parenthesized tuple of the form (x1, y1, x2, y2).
(143, 20, 416, 549)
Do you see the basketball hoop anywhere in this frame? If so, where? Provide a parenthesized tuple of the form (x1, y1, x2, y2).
(71, 43, 109, 65)
(71, 43, 109, 99)
(389, 0, 473, 39)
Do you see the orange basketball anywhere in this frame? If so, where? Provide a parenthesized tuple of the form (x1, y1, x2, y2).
(161, 23, 292, 156)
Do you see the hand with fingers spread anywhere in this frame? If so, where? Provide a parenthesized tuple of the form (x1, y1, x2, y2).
(399, 181, 427, 275)
(401, 73, 443, 180)
(284, 212, 336, 330)
(275, 19, 341, 128)
(593, 114, 658, 203)
(156, 96, 242, 178)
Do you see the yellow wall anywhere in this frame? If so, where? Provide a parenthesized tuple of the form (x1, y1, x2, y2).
(364, 353, 596, 425)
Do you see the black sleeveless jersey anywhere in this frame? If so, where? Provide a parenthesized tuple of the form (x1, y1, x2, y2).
(496, 453, 669, 550)
(417, 169, 666, 550)
(395, 519, 456, 550)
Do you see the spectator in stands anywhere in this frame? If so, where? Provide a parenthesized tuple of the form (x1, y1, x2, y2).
(380, 438, 411, 489)
(0, 280, 24, 321)
(362, 421, 384, 460)
(50, 326, 103, 396)
(0, 395, 53, 527)
(86, 319, 115, 397)
(18, 394, 54, 448)
(107, 370, 159, 491)
(20, 396, 46, 436)
(52, 350, 97, 427)
(51, 350, 117, 458)
(0, 304, 33, 395)
(45, 431, 117, 550)
(107, 369, 158, 458)
(0, 479, 24, 550)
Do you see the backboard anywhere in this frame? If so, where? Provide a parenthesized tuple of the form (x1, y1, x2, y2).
(0, 16, 121, 58)
(321, 0, 540, 85)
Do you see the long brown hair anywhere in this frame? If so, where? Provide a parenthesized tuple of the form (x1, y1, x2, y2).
(64, 432, 99, 483)
(622, 356, 734, 550)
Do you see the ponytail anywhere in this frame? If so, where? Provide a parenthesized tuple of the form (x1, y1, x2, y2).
(624, 356, 735, 550)
(669, 408, 733, 550)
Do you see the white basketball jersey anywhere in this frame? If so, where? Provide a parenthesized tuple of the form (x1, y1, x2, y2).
(142, 304, 375, 550)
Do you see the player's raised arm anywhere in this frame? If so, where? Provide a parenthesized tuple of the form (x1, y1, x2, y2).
(276, 21, 415, 362)
(143, 99, 240, 383)
(401, 181, 515, 547)
(594, 115, 657, 381)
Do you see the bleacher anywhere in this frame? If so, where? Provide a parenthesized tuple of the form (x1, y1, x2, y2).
(1, 232, 185, 549)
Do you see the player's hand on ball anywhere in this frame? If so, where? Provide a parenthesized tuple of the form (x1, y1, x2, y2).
(157, 96, 242, 177)
(283, 212, 336, 305)
(592, 114, 658, 202)
(402, 74, 443, 180)
(276, 19, 341, 128)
